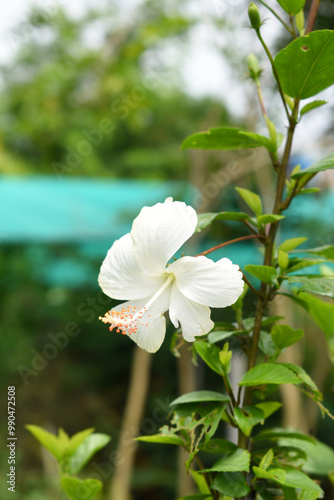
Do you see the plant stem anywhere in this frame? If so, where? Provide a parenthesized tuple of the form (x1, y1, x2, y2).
(242, 274, 262, 298)
(306, 0, 322, 34)
(223, 373, 237, 407)
(195, 455, 219, 500)
(289, 15, 298, 39)
(195, 234, 264, 258)
(238, 100, 300, 448)
(257, 0, 295, 35)
(256, 29, 290, 120)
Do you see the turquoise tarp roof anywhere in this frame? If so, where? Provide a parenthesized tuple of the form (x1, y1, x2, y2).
(0, 176, 186, 244)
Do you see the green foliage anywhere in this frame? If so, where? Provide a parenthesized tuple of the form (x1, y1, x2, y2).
(195, 211, 249, 232)
(259, 449, 274, 470)
(287, 275, 334, 298)
(202, 449, 251, 473)
(67, 433, 111, 475)
(235, 187, 263, 216)
(26, 425, 110, 498)
(136, 434, 185, 446)
(171, 391, 230, 406)
(60, 477, 102, 500)
(25, 425, 64, 460)
(271, 324, 304, 349)
(278, 237, 308, 252)
(234, 406, 265, 436)
(181, 127, 269, 151)
(300, 100, 327, 116)
(275, 30, 334, 99)
(278, 436, 334, 476)
(291, 150, 334, 178)
(194, 341, 225, 376)
(276, 0, 305, 15)
(244, 265, 277, 284)
(239, 363, 301, 386)
(211, 471, 250, 497)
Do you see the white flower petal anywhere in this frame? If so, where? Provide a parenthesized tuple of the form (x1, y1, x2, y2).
(101, 286, 171, 353)
(168, 256, 244, 307)
(131, 198, 198, 276)
(98, 233, 164, 300)
(169, 284, 214, 342)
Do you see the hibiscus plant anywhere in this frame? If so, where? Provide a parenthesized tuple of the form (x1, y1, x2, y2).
(98, 1, 334, 499)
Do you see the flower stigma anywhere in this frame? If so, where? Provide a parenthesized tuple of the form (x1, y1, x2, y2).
(99, 274, 174, 335)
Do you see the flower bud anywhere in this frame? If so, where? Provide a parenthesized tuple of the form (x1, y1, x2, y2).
(248, 3, 262, 30)
(219, 343, 232, 374)
(247, 53, 261, 80)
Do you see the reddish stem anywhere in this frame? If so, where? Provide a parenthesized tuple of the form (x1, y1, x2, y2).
(306, 0, 322, 34)
(195, 234, 264, 258)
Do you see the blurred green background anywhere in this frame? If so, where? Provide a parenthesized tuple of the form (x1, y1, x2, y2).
(1, 0, 334, 498)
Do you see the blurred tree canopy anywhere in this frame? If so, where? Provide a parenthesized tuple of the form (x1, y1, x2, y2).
(0, 0, 229, 179)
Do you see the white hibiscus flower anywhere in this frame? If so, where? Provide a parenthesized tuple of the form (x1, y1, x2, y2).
(98, 198, 244, 353)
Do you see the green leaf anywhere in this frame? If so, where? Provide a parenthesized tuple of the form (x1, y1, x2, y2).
(280, 292, 310, 311)
(25, 425, 63, 461)
(253, 465, 286, 485)
(253, 428, 316, 443)
(234, 406, 265, 436)
(271, 324, 304, 349)
(279, 237, 308, 252)
(280, 363, 320, 394)
(300, 100, 327, 116)
(262, 315, 285, 326)
(67, 433, 111, 475)
(181, 127, 268, 151)
(235, 187, 262, 216)
(244, 265, 277, 284)
(196, 211, 249, 232)
(278, 250, 289, 273)
(239, 363, 301, 386)
(208, 330, 238, 344)
(255, 401, 282, 418)
(190, 469, 211, 494)
(238, 131, 277, 153)
(284, 468, 324, 494)
(136, 434, 185, 446)
(277, 0, 305, 15)
(259, 449, 274, 471)
(211, 471, 250, 497)
(67, 428, 95, 456)
(275, 30, 334, 99)
(199, 438, 237, 454)
(292, 150, 334, 177)
(58, 428, 70, 449)
(297, 187, 321, 195)
(194, 341, 224, 375)
(60, 476, 102, 500)
(287, 258, 325, 274)
(299, 491, 321, 500)
(282, 487, 299, 500)
(299, 292, 334, 337)
(171, 391, 230, 406)
(258, 331, 277, 357)
(287, 275, 334, 298)
(257, 214, 285, 225)
(279, 437, 334, 476)
(302, 245, 334, 261)
(202, 448, 250, 472)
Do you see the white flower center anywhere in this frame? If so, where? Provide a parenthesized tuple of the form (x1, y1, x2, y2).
(99, 274, 174, 335)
